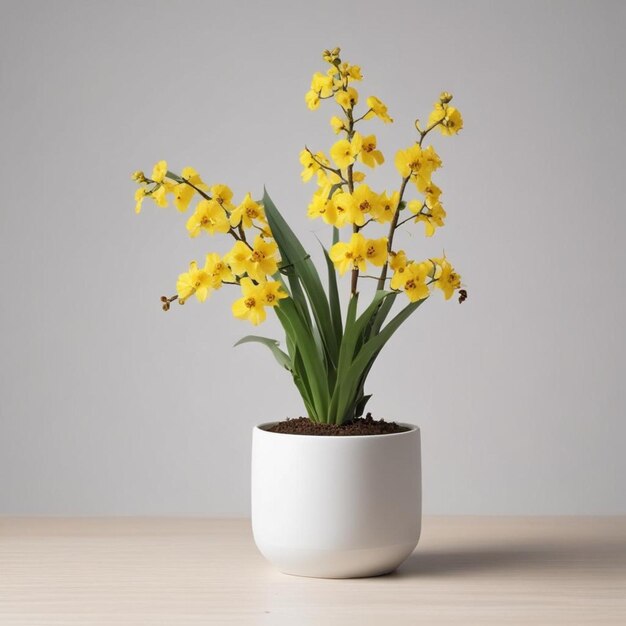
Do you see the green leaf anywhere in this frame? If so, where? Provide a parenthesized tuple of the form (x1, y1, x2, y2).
(354, 394, 372, 418)
(368, 291, 398, 340)
(338, 298, 428, 419)
(274, 298, 330, 422)
(330, 291, 389, 424)
(234, 335, 292, 371)
(263, 189, 339, 367)
(319, 242, 343, 351)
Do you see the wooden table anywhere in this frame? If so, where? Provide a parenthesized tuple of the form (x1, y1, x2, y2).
(1, 517, 624, 625)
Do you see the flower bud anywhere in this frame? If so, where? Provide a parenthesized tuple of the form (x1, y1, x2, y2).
(131, 170, 147, 183)
(439, 92, 453, 104)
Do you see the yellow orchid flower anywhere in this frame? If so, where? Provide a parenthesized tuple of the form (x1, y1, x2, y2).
(351, 184, 380, 226)
(186, 199, 230, 237)
(392, 262, 431, 302)
(232, 278, 287, 325)
(225, 236, 279, 282)
(331, 191, 359, 228)
(330, 133, 362, 169)
(428, 102, 463, 136)
(330, 116, 347, 134)
(409, 200, 447, 237)
(204, 252, 234, 288)
(176, 260, 213, 304)
(335, 87, 359, 110)
(365, 96, 393, 123)
(371, 191, 399, 224)
(230, 193, 266, 229)
(210, 184, 235, 212)
(307, 188, 338, 225)
(432, 257, 461, 299)
(150, 160, 168, 183)
(359, 134, 384, 168)
(329, 233, 387, 275)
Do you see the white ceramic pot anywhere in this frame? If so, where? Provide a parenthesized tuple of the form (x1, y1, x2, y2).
(251, 422, 421, 578)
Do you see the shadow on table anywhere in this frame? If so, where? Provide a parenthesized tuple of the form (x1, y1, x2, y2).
(393, 539, 626, 578)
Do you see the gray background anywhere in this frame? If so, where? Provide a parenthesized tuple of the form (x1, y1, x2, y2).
(1, 0, 624, 516)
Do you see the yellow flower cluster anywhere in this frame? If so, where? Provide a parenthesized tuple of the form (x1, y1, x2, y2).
(132, 47, 466, 328)
(303, 48, 464, 302)
(388, 251, 461, 302)
(132, 161, 286, 324)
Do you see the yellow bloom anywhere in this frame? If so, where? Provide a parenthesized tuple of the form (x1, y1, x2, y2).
(247, 235, 279, 281)
(358, 134, 384, 168)
(428, 102, 463, 135)
(134, 188, 147, 214)
(335, 87, 359, 110)
(311, 72, 334, 98)
(389, 250, 412, 291)
(363, 236, 388, 267)
(389, 250, 408, 271)
(210, 184, 235, 212)
(351, 184, 380, 226)
(151, 160, 167, 183)
(330, 133, 362, 169)
(365, 96, 393, 123)
(433, 257, 461, 300)
(330, 116, 347, 134)
(329, 233, 387, 275)
(225, 236, 278, 281)
(171, 167, 207, 212)
(230, 193, 266, 229)
(186, 199, 230, 237)
(223, 241, 250, 276)
(300, 150, 322, 182)
(420, 145, 442, 175)
(150, 180, 176, 208)
(393, 262, 431, 302)
(232, 278, 267, 325)
(410, 201, 447, 236)
(232, 278, 287, 325)
(204, 252, 234, 288)
(176, 260, 213, 304)
(331, 191, 359, 228)
(305, 90, 320, 110)
(258, 280, 288, 307)
(416, 178, 442, 208)
(343, 64, 363, 81)
(329, 232, 367, 275)
(173, 184, 195, 212)
(394, 144, 427, 181)
(371, 190, 399, 223)
(307, 188, 338, 225)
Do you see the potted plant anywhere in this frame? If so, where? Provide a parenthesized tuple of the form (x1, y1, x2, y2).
(132, 47, 465, 578)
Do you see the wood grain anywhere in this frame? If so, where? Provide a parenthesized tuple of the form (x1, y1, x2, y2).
(1, 517, 625, 625)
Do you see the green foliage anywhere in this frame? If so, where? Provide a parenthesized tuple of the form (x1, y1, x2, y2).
(234, 191, 426, 424)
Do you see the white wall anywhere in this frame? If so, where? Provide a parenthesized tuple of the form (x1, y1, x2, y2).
(1, 0, 624, 515)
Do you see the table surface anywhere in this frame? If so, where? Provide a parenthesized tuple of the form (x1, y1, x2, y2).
(1, 516, 625, 625)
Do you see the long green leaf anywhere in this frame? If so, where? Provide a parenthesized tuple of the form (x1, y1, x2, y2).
(336, 298, 428, 420)
(263, 189, 339, 367)
(234, 335, 292, 371)
(320, 243, 342, 348)
(329, 291, 389, 423)
(274, 298, 330, 421)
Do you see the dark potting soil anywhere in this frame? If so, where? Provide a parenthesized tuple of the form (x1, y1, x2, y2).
(265, 413, 409, 436)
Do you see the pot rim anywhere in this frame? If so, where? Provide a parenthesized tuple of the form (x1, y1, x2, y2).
(254, 421, 419, 439)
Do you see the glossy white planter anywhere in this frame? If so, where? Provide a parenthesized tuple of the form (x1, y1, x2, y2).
(251, 422, 421, 578)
